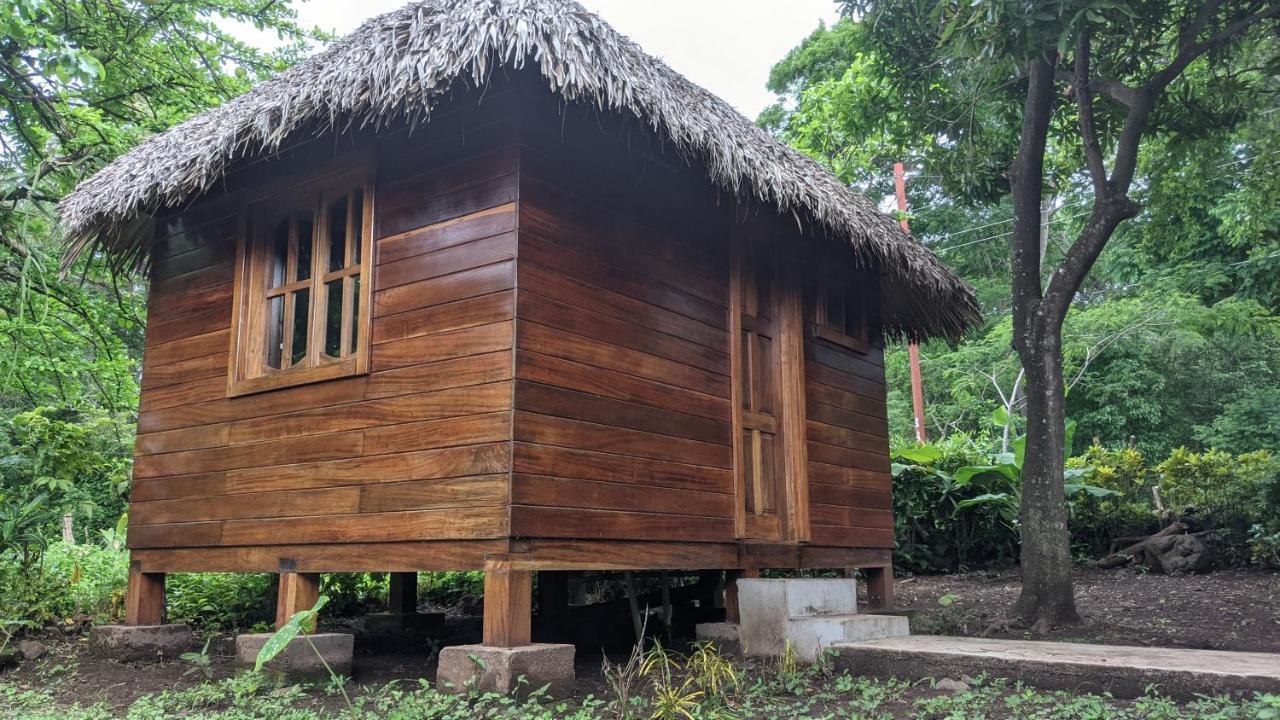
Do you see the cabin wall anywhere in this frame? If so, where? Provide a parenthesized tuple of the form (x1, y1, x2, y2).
(510, 89, 894, 551)
(128, 87, 525, 558)
(510, 94, 738, 543)
(802, 265, 895, 549)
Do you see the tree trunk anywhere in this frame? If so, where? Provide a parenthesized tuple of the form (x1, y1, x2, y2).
(1008, 54, 1079, 627)
(1012, 325, 1080, 625)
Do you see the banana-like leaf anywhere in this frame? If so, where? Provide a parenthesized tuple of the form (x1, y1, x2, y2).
(894, 445, 942, 464)
(255, 595, 329, 672)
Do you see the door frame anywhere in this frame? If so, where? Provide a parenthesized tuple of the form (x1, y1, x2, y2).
(729, 228, 810, 543)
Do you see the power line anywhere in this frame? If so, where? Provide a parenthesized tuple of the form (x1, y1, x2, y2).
(933, 210, 1096, 254)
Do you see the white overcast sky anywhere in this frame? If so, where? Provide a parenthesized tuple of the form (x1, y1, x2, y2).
(241, 0, 841, 119)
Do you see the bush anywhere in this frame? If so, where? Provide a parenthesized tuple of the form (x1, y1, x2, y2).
(421, 570, 483, 606)
(166, 573, 274, 631)
(1066, 444, 1160, 557)
(890, 433, 1020, 573)
(322, 572, 388, 616)
(0, 539, 127, 626)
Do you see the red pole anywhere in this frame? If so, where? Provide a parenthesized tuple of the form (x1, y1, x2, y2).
(895, 162, 928, 444)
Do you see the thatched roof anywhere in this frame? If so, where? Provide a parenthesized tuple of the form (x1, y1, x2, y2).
(58, 0, 978, 340)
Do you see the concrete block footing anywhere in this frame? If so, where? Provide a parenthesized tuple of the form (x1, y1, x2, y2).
(437, 643, 575, 696)
(694, 622, 741, 655)
(737, 578, 908, 661)
(234, 633, 354, 680)
(89, 624, 194, 662)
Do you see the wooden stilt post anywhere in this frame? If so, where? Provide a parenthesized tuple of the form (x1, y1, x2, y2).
(389, 572, 418, 616)
(276, 572, 321, 630)
(125, 564, 165, 626)
(483, 560, 532, 647)
(864, 565, 894, 611)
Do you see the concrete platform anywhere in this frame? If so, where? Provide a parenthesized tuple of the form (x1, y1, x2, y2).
(834, 635, 1280, 699)
(89, 624, 193, 662)
(437, 643, 575, 696)
(235, 632, 353, 680)
(694, 621, 741, 654)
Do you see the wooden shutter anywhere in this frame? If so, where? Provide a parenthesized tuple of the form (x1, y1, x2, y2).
(732, 235, 785, 540)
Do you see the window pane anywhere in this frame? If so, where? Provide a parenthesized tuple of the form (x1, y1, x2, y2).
(266, 295, 284, 369)
(295, 211, 313, 282)
(327, 195, 348, 272)
(845, 285, 863, 339)
(349, 274, 361, 354)
(324, 279, 343, 358)
(270, 218, 289, 288)
(825, 286, 845, 330)
(755, 334, 774, 414)
(290, 289, 310, 366)
(755, 260, 772, 321)
(760, 433, 777, 512)
(350, 190, 364, 265)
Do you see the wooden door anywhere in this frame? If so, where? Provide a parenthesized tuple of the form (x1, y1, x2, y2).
(732, 235, 786, 540)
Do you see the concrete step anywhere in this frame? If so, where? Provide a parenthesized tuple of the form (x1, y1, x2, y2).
(833, 635, 1280, 699)
(786, 614, 910, 661)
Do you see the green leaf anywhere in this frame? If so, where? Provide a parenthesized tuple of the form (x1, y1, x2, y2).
(1064, 483, 1121, 498)
(895, 445, 942, 464)
(255, 595, 328, 671)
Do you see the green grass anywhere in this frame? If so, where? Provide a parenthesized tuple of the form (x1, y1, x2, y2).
(2, 651, 1277, 720)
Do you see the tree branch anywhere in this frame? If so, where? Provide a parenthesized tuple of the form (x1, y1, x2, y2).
(1152, 3, 1280, 91)
(1074, 27, 1108, 198)
(1092, 78, 1141, 107)
(1009, 54, 1058, 351)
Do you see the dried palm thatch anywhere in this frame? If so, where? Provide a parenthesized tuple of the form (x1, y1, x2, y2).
(58, 0, 978, 340)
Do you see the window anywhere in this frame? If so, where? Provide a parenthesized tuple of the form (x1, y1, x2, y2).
(229, 169, 374, 396)
(810, 275, 870, 353)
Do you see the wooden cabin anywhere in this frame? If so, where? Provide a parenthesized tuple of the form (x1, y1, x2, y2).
(59, 0, 976, 651)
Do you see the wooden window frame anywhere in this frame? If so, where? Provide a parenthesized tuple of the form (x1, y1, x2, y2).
(227, 163, 375, 397)
(810, 274, 871, 355)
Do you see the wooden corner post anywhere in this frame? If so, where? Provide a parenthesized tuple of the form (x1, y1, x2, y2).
(276, 572, 321, 630)
(389, 572, 418, 616)
(125, 564, 165, 626)
(483, 560, 532, 647)
(864, 565, 894, 611)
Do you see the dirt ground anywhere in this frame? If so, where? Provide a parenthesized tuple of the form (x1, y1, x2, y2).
(6, 566, 1278, 713)
(896, 566, 1280, 652)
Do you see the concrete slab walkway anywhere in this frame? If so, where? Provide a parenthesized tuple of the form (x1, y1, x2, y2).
(834, 635, 1280, 699)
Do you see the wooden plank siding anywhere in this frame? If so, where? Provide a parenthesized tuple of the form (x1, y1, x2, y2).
(128, 86, 524, 551)
(509, 96, 737, 544)
(127, 70, 896, 569)
(803, 275, 895, 549)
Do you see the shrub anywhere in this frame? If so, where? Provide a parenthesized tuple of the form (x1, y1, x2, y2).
(421, 570, 484, 606)
(321, 572, 388, 616)
(166, 573, 274, 631)
(1066, 444, 1160, 557)
(0, 539, 127, 626)
(890, 433, 1020, 573)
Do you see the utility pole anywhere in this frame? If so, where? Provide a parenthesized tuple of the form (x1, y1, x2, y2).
(894, 162, 928, 444)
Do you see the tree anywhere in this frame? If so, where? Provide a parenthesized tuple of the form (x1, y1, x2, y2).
(0, 0, 317, 533)
(775, 1, 1280, 626)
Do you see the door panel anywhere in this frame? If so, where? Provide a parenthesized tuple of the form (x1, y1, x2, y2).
(733, 235, 786, 541)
